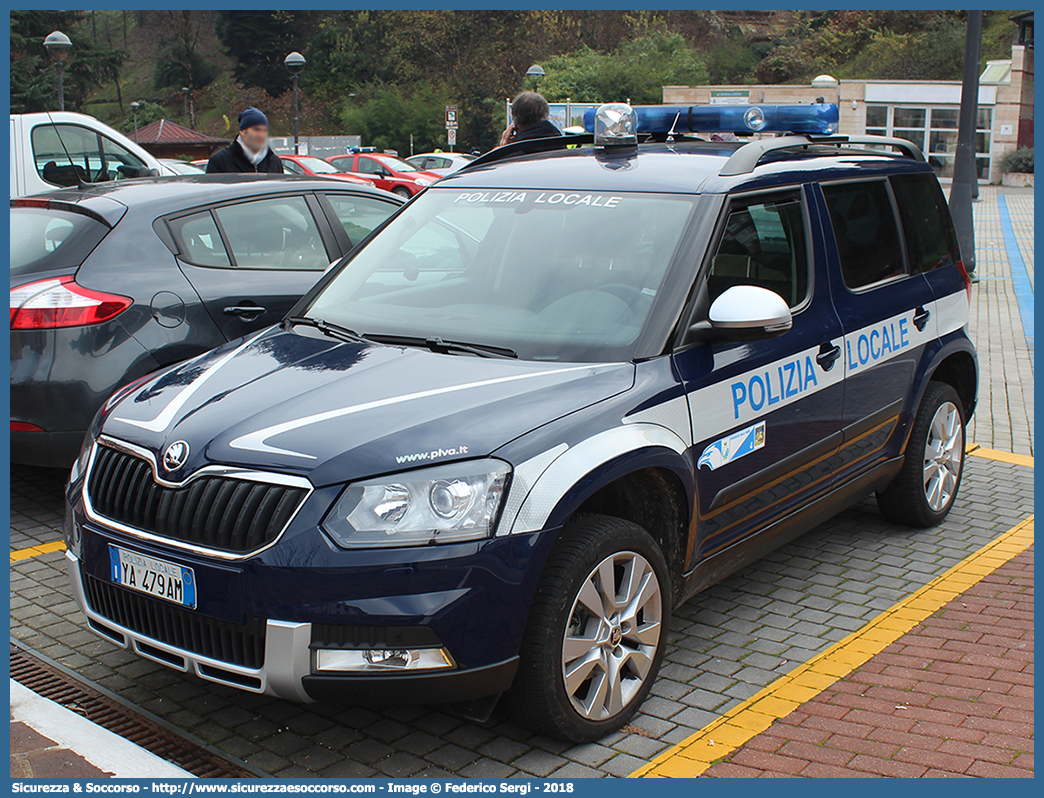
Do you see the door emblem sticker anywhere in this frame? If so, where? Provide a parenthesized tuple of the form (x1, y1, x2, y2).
(698, 421, 766, 471)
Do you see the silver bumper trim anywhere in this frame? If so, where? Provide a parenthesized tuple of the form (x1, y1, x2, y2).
(67, 551, 314, 702)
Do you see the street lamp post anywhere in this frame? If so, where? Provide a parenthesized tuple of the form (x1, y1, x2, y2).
(284, 51, 307, 155)
(43, 31, 72, 112)
(525, 64, 545, 91)
(129, 101, 140, 142)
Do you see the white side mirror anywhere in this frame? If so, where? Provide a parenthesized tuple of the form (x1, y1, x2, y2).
(704, 285, 792, 338)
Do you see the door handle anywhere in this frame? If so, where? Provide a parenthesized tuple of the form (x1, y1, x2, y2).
(913, 305, 931, 332)
(816, 342, 842, 371)
(223, 304, 266, 320)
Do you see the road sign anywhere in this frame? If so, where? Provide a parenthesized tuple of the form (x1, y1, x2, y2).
(445, 105, 458, 129)
(447, 128, 457, 146)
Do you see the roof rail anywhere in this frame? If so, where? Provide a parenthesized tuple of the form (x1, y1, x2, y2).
(719, 133, 925, 177)
(461, 134, 594, 172)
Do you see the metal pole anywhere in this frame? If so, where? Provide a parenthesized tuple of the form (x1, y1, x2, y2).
(293, 74, 300, 155)
(949, 10, 983, 274)
(132, 111, 138, 141)
(56, 61, 65, 112)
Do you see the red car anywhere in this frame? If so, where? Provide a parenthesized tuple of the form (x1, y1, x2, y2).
(278, 155, 375, 187)
(326, 152, 440, 198)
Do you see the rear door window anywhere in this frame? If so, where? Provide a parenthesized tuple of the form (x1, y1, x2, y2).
(169, 212, 232, 268)
(10, 208, 110, 276)
(821, 181, 907, 290)
(890, 172, 961, 274)
(213, 195, 329, 270)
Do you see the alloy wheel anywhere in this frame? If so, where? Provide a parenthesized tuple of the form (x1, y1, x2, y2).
(561, 551, 662, 721)
(923, 400, 963, 512)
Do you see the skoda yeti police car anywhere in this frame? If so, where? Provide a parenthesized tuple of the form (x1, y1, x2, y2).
(65, 103, 976, 742)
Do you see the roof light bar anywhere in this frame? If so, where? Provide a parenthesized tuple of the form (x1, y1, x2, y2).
(583, 104, 839, 136)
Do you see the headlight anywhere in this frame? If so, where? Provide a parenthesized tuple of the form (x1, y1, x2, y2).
(322, 459, 511, 548)
(414, 178, 432, 187)
(69, 431, 95, 484)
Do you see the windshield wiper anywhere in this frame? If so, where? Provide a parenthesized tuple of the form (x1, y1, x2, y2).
(285, 315, 367, 344)
(361, 333, 518, 359)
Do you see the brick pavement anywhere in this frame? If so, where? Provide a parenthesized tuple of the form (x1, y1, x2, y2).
(700, 547, 1033, 778)
(10, 722, 111, 778)
(967, 186, 1034, 456)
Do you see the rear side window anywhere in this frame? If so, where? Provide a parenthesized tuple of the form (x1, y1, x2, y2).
(890, 173, 961, 274)
(213, 196, 329, 270)
(822, 182, 906, 290)
(10, 208, 109, 276)
(169, 212, 231, 268)
(326, 194, 398, 244)
(708, 195, 809, 308)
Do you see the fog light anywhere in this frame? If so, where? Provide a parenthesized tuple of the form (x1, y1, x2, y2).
(314, 647, 455, 673)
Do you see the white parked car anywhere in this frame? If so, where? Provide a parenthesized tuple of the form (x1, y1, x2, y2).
(405, 151, 476, 175)
(158, 158, 205, 175)
(10, 111, 163, 197)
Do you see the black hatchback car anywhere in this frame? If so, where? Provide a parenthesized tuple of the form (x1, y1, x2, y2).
(11, 175, 402, 467)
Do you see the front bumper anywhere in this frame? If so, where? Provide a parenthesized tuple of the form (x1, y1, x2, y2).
(68, 550, 313, 701)
(67, 550, 521, 703)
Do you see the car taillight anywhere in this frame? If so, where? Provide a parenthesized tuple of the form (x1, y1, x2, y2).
(10, 276, 132, 330)
(955, 260, 972, 301)
(10, 421, 44, 432)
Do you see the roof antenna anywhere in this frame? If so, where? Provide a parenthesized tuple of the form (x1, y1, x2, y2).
(666, 111, 681, 142)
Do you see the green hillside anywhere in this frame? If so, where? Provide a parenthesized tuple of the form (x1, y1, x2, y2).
(11, 10, 1024, 155)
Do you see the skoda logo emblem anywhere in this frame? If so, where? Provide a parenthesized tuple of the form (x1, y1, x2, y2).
(163, 440, 190, 471)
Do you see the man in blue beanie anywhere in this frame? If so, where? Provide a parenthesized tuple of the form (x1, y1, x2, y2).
(206, 107, 284, 174)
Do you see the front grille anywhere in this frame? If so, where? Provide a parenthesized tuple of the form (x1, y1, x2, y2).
(86, 444, 307, 554)
(83, 572, 266, 669)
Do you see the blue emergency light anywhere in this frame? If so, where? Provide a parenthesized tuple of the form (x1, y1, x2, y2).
(583, 104, 839, 137)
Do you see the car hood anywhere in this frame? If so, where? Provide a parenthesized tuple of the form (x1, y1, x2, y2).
(102, 327, 634, 486)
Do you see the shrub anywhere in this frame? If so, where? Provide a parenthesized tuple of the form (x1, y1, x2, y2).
(1002, 147, 1033, 174)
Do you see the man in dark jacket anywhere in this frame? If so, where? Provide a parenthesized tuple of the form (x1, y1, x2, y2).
(206, 108, 284, 174)
(498, 92, 563, 148)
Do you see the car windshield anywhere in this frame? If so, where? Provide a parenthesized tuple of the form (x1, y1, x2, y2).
(376, 156, 418, 172)
(305, 187, 695, 362)
(299, 157, 340, 174)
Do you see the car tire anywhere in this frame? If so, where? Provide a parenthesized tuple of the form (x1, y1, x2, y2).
(393, 187, 412, 198)
(877, 381, 966, 528)
(503, 514, 671, 742)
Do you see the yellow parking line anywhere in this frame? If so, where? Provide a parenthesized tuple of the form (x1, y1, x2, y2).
(967, 446, 1034, 468)
(631, 515, 1035, 778)
(10, 541, 67, 563)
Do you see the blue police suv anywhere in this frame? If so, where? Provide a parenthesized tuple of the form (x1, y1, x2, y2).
(65, 104, 976, 742)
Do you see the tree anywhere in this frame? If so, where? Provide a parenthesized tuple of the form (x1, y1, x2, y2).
(539, 28, 708, 104)
(215, 11, 313, 96)
(10, 10, 127, 113)
(339, 81, 456, 155)
(151, 11, 220, 92)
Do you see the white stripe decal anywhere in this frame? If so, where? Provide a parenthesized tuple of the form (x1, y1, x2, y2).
(508, 424, 687, 535)
(116, 330, 267, 433)
(496, 443, 569, 537)
(842, 305, 933, 380)
(624, 394, 692, 441)
(934, 289, 970, 338)
(228, 365, 603, 459)
(687, 341, 844, 444)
